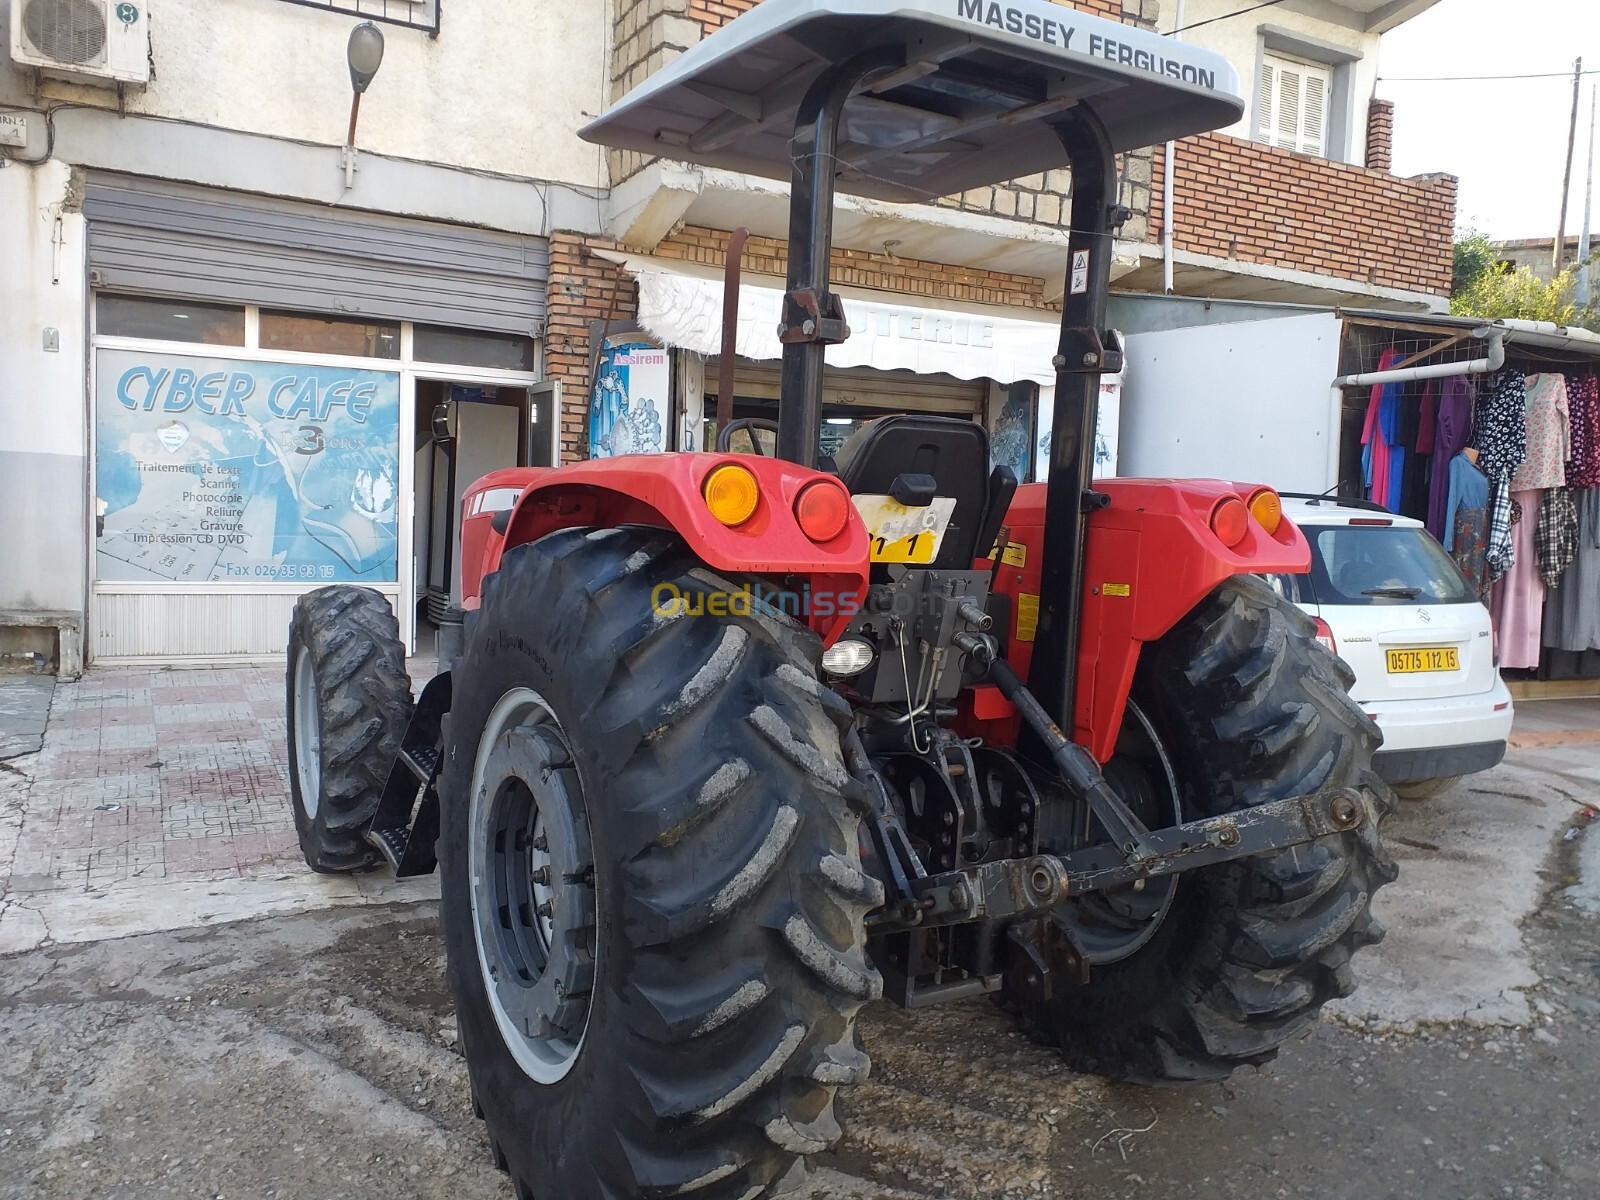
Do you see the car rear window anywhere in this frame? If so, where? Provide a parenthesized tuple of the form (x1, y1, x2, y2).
(1305, 525, 1478, 606)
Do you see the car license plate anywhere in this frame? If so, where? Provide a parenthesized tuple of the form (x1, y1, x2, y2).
(1385, 647, 1459, 674)
(852, 494, 957, 563)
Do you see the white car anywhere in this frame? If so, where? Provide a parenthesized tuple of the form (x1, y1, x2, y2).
(1265, 496, 1514, 800)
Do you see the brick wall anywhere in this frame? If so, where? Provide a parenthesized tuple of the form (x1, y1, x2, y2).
(609, 0, 705, 184)
(1365, 98, 1394, 173)
(1149, 133, 1457, 296)
(689, 0, 1133, 33)
(545, 233, 640, 463)
(656, 225, 1051, 309)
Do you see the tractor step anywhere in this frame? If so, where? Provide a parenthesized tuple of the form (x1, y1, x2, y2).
(365, 822, 411, 871)
(363, 672, 454, 879)
(402, 744, 441, 781)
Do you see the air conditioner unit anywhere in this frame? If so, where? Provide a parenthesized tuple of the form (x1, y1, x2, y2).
(10, 0, 150, 88)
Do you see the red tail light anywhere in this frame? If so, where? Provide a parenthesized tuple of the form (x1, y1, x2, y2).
(794, 479, 851, 543)
(1313, 616, 1337, 655)
(1209, 496, 1249, 547)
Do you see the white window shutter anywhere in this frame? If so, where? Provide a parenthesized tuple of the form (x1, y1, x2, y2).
(1276, 68, 1302, 150)
(1255, 59, 1276, 145)
(1260, 52, 1333, 158)
(1300, 69, 1328, 156)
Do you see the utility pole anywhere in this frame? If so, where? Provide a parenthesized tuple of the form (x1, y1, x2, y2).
(1555, 56, 1583, 275)
(1580, 87, 1596, 309)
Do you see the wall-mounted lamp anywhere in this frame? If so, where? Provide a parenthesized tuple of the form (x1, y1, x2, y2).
(341, 22, 386, 191)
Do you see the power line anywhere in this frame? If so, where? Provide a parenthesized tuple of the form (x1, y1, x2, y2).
(1173, 0, 1290, 35)
(1381, 69, 1600, 82)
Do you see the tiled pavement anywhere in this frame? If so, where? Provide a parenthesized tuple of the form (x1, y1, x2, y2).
(14, 668, 302, 888)
(0, 660, 438, 955)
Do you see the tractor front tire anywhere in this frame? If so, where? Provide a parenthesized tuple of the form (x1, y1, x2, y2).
(1006, 574, 1397, 1083)
(285, 586, 414, 873)
(439, 528, 881, 1200)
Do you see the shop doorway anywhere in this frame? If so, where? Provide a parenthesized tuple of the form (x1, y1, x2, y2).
(412, 380, 556, 638)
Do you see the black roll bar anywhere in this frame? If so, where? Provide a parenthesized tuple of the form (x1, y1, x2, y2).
(1027, 108, 1120, 732)
(776, 47, 904, 466)
(773, 60, 1118, 735)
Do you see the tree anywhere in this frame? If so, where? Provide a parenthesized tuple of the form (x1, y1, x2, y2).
(1450, 260, 1586, 327)
(1451, 230, 1499, 296)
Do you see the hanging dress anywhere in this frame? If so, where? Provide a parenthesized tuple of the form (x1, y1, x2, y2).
(1491, 491, 1546, 669)
(1361, 350, 1401, 508)
(1511, 373, 1570, 491)
(1544, 487, 1600, 653)
(1444, 452, 1490, 601)
(1472, 368, 1527, 580)
(1426, 375, 1475, 542)
(1565, 373, 1600, 489)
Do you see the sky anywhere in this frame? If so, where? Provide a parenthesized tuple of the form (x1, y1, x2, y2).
(1379, 0, 1600, 241)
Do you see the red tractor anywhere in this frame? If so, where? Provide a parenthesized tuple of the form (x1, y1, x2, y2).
(285, 2, 1395, 1196)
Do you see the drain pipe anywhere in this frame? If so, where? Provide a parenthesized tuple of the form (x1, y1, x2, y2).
(1161, 0, 1186, 294)
(1324, 327, 1504, 489)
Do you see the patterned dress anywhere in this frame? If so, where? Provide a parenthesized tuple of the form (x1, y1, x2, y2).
(1566, 374, 1600, 489)
(1472, 368, 1527, 580)
(1511, 373, 1570, 491)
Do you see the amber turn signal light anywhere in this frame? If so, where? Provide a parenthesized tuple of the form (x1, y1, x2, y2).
(1247, 487, 1283, 535)
(1209, 496, 1249, 547)
(794, 479, 851, 542)
(703, 464, 760, 527)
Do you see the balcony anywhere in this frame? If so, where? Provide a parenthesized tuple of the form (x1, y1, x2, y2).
(1123, 132, 1456, 307)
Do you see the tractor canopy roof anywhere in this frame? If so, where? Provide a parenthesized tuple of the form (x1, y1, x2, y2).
(580, 0, 1243, 203)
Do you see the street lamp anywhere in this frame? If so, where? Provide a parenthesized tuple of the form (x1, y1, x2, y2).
(341, 21, 385, 191)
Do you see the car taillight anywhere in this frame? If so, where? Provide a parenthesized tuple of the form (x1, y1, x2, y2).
(1313, 616, 1337, 655)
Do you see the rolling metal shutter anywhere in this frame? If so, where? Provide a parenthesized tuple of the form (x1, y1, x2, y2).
(83, 174, 549, 335)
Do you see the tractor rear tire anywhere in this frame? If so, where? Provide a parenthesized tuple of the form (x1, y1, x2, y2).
(438, 528, 882, 1200)
(1005, 574, 1397, 1083)
(285, 586, 414, 873)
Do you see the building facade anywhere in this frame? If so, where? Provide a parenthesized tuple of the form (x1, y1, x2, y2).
(1, 0, 1456, 671)
(1, 0, 611, 668)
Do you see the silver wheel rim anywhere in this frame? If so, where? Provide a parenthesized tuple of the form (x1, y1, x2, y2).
(1057, 698, 1183, 965)
(293, 645, 322, 819)
(469, 687, 596, 1085)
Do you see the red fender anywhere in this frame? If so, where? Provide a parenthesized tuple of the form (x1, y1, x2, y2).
(458, 455, 869, 643)
(977, 479, 1311, 763)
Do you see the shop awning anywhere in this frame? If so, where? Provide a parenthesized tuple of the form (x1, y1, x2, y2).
(610, 256, 1063, 385)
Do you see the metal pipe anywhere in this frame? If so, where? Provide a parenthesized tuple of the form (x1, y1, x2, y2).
(1028, 106, 1117, 738)
(1161, 0, 1186, 295)
(1324, 329, 1504, 487)
(716, 226, 749, 435)
(776, 49, 902, 466)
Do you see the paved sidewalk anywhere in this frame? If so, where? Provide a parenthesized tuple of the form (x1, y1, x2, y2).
(0, 661, 437, 955)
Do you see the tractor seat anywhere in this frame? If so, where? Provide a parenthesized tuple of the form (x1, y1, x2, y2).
(835, 414, 1010, 570)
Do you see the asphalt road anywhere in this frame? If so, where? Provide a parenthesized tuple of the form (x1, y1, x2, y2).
(3, 760, 1597, 1200)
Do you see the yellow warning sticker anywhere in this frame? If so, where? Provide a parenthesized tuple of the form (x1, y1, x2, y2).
(1102, 582, 1131, 598)
(1016, 593, 1040, 642)
(986, 539, 1027, 567)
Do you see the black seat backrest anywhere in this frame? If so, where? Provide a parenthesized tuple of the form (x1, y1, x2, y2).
(835, 414, 992, 569)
